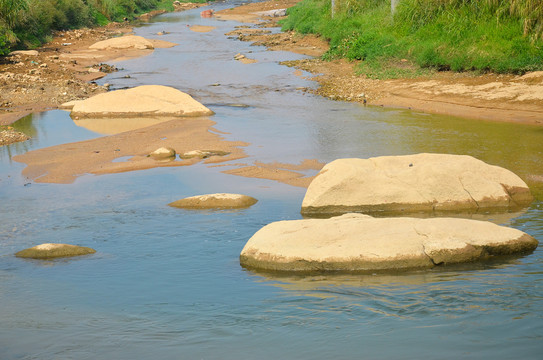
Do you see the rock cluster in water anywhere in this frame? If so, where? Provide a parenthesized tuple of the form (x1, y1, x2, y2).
(241, 154, 537, 272)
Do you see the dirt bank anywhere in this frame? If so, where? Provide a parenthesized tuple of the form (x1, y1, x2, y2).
(218, 0, 542, 125)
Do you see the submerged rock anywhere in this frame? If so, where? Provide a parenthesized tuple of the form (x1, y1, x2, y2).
(240, 214, 538, 272)
(301, 154, 533, 216)
(169, 193, 258, 209)
(15, 243, 96, 259)
(180, 150, 230, 159)
(70, 85, 214, 118)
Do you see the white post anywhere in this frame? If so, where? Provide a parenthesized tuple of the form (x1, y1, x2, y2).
(331, 0, 336, 18)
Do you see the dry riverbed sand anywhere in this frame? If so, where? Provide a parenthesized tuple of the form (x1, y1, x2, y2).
(2, 0, 542, 186)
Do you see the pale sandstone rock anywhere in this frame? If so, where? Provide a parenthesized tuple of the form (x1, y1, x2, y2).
(150, 147, 176, 159)
(301, 154, 533, 215)
(180, 150, 230, 159)
(59, 100, 82, 110)
(240, 214, 538, 272)
(70, 85, 214, 118)
(89, 35, 154, 50)
(15, 243, 96, 259)
(10, 50, 39, 56)
(169, 193, 258, 209)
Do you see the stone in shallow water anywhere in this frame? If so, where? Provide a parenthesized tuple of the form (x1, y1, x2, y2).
(301, 153, 533, 216)
(169, 193, 258, 209)
(15, 243, 96, 259)
(240, 214, 538, 272)
(180, 150, 230, 159)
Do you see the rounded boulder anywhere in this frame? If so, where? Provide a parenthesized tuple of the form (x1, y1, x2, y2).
(150, 147, 176, 159)
(301, 154, 533, 216)
(70, 85, 214, 118)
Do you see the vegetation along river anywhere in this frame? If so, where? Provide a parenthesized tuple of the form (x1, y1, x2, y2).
(1, 2, 542, 359)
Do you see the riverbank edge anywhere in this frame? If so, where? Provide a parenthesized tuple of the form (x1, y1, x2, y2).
(222, 0, 543, 126)
(0, 2, 207, 130)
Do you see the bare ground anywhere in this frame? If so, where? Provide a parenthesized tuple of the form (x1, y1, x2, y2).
(218, 0, 543, 125)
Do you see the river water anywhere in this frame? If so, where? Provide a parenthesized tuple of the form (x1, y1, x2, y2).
(1, 2, 542, 359)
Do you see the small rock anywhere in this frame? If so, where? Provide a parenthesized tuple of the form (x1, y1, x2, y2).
(169, 193, 258, 209)
(150, 147, 176, 159)
(15, 243, 96, 259)
(180, 150, 230, 159)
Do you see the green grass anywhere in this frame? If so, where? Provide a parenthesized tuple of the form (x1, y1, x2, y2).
(282, 0, 543, 77)
(1, 0, 212, 53)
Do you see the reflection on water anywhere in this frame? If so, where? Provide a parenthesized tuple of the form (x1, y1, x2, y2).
(73, 116, 178, 135)
(1, 2, 543, 359)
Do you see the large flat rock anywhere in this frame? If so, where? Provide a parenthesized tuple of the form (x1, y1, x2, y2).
(89, 35, 154, 50)
(240, 214, 538, 272)
(301, 154, 533, 215)
(71, 85, 214, 118)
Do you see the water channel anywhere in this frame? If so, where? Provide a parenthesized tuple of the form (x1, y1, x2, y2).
(1, 1, 542, 359)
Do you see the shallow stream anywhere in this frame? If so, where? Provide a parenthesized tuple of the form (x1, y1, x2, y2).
(1, 2, 542, 359)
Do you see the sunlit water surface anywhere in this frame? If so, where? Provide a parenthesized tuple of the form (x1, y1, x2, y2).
(1, 2, 542, 359)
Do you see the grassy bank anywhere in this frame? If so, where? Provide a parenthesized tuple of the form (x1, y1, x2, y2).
(282, 0, 543, 77)
(0, 0, 202, 54)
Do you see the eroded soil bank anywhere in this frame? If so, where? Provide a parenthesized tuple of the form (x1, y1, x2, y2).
(219, 0, 543, 125)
